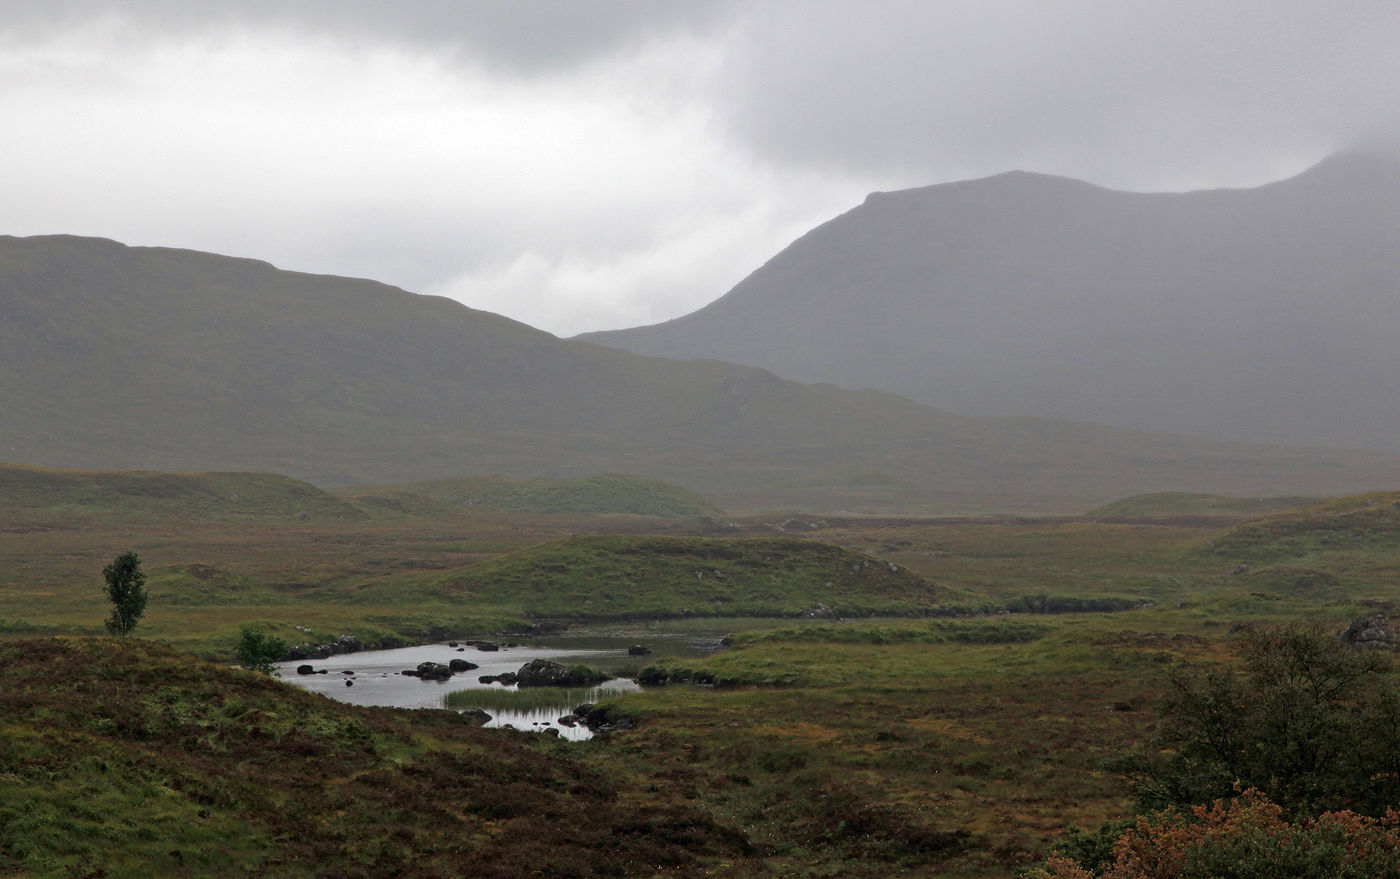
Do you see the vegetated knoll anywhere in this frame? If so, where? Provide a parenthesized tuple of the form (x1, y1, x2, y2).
(1205, 491, 1400, 564)
(339, 472, 724, 518)
(0, 637, 753, 878)
(0, 461, 367, 523)
(582, 150, 1400, 454)
(6, 235, 1400, 515)
(443, 535, 936, 619)
(1195, 491, 1400, 602)
(1089, 491, 1317, 522)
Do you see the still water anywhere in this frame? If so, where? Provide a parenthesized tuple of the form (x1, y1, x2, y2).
(275, 619, 792, 740)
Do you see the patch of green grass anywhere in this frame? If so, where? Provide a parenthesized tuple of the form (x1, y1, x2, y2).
(1089, 491, 1316, 519)
(0, 462, 368, 523)
(442, 534, 939, 619)
(1204, 491, 1400, 566)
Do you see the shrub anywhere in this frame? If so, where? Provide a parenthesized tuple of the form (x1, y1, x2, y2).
(1029, 790, 1400, 879)
(234, 626, 288, 675)
(1114, 622, 1400, 817)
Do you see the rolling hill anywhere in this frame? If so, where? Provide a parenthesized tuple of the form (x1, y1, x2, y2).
(580, 151, 1400, 454)
(4, 234, 1400, 514)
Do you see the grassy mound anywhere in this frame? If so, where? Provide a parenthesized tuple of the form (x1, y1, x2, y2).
(0, 637, 751, 878)
(1089, 491, 1316, 519)
(0, 462, 367, 523)
(443, 535, 937, 619)
(343, 473, 724, 518)
(1203, 491, 1400, 565)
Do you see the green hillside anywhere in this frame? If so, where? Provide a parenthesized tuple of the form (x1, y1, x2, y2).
(0, 462, 366, 522)
(1089, 491, 1316, 519)
(6, 234, 1400, 514)
(341, 473, 724, 518)
(1204, 491, 1400, 565)
(441, 535, 937, 619)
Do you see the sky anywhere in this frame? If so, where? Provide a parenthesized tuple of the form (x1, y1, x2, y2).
(2, 1, 1398, 336)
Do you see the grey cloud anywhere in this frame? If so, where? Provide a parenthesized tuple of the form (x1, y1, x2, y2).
(718, 0, 1400, 187)
(0, 0, 743, 72)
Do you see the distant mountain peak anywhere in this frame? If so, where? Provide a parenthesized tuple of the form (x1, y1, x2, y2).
(580, 152, 1400, 455)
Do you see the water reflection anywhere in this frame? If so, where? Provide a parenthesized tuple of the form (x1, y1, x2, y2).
(274, 619, 792, 739)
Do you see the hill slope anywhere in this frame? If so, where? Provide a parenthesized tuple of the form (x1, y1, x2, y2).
(5, 234, 1400, 514)
(0, 461, 366, 522)
(339, 473, 724, 518)
(581, 151, 1400, 454)
(441, 535, 936, 619)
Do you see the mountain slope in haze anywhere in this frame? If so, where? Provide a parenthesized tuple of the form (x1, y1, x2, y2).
(5, 234, 1400, 515)
(338, 473, 725, 518)
(580, 151, 1400, 454)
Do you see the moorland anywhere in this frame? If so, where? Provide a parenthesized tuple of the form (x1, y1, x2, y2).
(4, 458, 1399, 877)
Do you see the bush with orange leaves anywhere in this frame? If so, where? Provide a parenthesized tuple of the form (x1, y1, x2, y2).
(1027, 789, 1400, 879)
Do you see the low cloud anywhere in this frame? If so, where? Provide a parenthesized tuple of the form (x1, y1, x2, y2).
(2, 2, 1398, 334)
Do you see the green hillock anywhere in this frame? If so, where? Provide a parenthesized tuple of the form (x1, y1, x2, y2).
(1203, 491, 1400, 565)
(342, 472, 724, 518)
(0, 462, 367, 522)
(442, 535, 936, 619)
(1089, 491, 1316, 519)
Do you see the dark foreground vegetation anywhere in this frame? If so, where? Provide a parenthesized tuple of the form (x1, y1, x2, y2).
(0, 637, 754, 878)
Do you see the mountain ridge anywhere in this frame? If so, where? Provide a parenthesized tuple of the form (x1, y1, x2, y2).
(4, 233, 1400, 514)
(579, 151, 1400, 453)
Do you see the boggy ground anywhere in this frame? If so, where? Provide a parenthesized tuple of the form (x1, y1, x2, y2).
(4, 489, 1400, 875)
(0, 637, 754, 879)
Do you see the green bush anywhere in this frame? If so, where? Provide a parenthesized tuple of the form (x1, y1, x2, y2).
(233, 627, 288, 675)
(1114, 623, 1400, 817)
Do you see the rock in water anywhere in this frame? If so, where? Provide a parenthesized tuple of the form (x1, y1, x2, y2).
(414, 662, 454, 680)
(516, 659, 609, 688)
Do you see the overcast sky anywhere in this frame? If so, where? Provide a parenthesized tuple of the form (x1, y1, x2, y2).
(2, 1, 1397, 336)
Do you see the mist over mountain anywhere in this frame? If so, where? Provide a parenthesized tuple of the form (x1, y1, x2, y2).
(579, 151, 1400, 453)
(4, 233, 1400, 514)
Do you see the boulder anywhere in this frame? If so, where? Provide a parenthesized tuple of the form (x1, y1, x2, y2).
(627, 645, 652, 656)
(478, 672, 518, 686)
(448, 658, 478, 672)
(415, 661, 454, 681)
(1340, 615, 1398, 648)
(447, 641, 459, 647)
(476, 642, 500, 652)
(516, 659, 610, 688)
(336, 634, 363, 653)
(296, 664, 315, 675)
(460, 708, 492, 724)
(345, 679, 353, 687)
(283, 646, 311, 661)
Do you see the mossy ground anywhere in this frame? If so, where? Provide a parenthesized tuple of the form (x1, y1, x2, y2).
(3, 487, 1400, 875)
